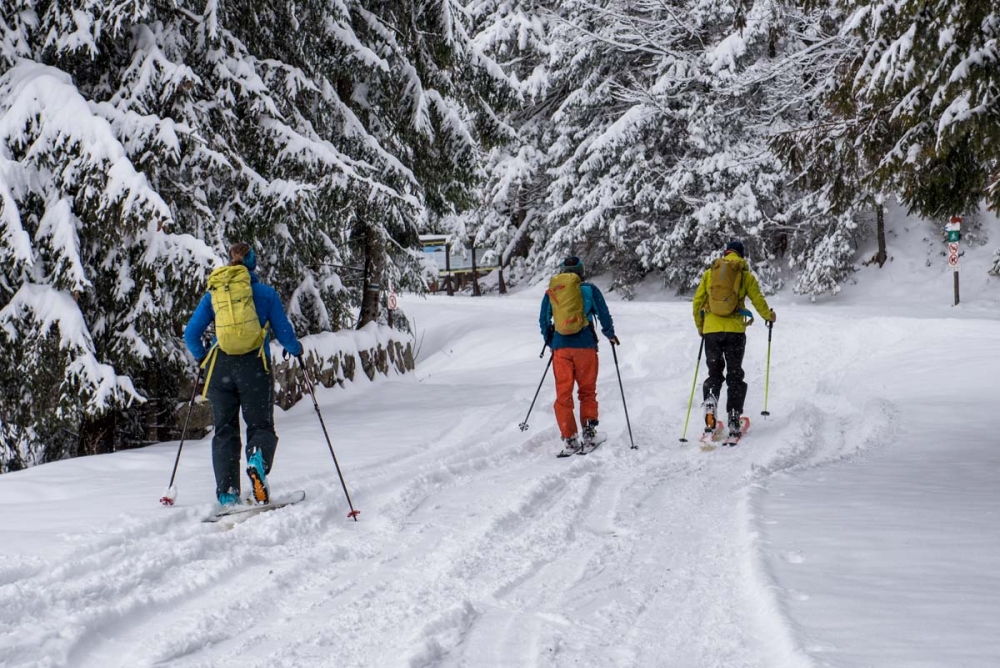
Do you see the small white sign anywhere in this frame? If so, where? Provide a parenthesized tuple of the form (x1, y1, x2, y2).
(948, 242, 960, 254)
(388, 293, 398, 310)
(948, 253, 959, 268)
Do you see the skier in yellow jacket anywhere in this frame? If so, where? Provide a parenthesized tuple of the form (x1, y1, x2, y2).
(692, 240, 775, 440)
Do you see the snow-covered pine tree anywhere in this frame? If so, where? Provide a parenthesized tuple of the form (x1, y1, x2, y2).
(343, 0, 517, 317)
(767, 1, 878, 295)
(463, 0, 555, 291)
(835, 0, 1000, 217)
(776, 0, 1000, 292)
(515, 0, 800, 296)
(0, 58, 216, 466)
(0, 0, 512, 469)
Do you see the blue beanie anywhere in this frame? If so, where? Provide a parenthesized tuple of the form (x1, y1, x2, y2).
(560, 256, 584, 276)
(725, 240, 745, 258)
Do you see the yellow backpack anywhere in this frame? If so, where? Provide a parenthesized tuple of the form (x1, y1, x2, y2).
(547, 273, 587, 335)
(207, 265, 265, 354)
(707, 257, 744, 316)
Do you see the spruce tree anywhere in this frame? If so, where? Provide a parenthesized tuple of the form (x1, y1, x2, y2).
(835, 0, 1000, 216)
(0, 0, 511, 468)
(510, 0, 799, 295)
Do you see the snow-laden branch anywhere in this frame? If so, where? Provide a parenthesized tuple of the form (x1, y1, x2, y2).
(0, 284, 143, 412)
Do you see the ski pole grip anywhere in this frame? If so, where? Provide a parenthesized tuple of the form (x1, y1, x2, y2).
(540, 326, 554, 358)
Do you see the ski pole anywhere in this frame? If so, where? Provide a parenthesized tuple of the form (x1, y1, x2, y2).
(761, 321, 773, 416)
(679, 337, 705, 442)
(160, 367, 204, 506)
(610, 341, 636, 450)
(519, 351, 553, 431)
(299, 357, 360, 521)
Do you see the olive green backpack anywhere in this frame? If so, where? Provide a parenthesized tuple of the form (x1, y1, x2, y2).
(707, 258, 743, 316)
(547, 272, 587, 335)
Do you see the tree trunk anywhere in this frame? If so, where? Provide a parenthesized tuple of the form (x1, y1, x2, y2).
(470, 242, 481, 297)
(498, 265, 507, 295)
(444, 242, 454, 296)
(78, 411, 116, 456)
(874, 203, 887, 267)
(358, 224, 386, 328)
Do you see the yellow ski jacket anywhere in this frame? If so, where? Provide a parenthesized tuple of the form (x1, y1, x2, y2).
(692, 254, 773, 335)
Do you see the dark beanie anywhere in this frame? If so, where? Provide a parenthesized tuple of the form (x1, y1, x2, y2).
(560, 256, 584, 276)
(725, 240, 745, 258)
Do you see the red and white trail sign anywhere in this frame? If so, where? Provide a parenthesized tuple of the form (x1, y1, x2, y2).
(387, 279, 398, 311)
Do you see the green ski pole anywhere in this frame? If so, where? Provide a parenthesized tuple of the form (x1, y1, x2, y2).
(761, 321, 773, 416)
(679, 337, 705, 442)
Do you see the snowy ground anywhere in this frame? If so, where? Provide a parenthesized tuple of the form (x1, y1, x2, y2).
(1, 222, 999, 668)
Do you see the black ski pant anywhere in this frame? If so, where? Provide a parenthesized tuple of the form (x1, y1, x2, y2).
(206, 350, 277, 498)
(702, 331, 747, 416)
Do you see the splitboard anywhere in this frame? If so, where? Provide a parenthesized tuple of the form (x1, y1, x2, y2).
(203, 489, 306, 523)
(557, 431, 608, 458)
(700, 417, 751, 452)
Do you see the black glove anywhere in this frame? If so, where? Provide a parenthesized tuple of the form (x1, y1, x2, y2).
(609, 335, 620, 346)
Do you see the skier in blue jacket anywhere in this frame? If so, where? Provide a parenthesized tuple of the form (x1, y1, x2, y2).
(184, 242, 303, 506)
(539, 256, 618, 453)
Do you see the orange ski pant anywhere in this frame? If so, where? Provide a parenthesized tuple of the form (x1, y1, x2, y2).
(552, 347, 599, 438)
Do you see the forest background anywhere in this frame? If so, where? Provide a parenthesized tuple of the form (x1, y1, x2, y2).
(1, 0, 998, 470)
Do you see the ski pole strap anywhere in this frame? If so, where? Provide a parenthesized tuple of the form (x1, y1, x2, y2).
(200, 343, 220, 400)
(257, 323, 271, 372)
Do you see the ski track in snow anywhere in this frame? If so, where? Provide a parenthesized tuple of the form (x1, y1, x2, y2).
(1, 297, 994, 668)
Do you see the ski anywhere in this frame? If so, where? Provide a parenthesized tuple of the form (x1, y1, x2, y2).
(576, 431, 608, 455)
(699, 421, 727, 445)
(556, 445, 581, 458)
(723, 416, 752, 446)
(700, 416, 750, 451)
(203, 489, 306, 523)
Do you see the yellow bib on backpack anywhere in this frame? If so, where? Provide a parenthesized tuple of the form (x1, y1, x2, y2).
(207, 265, 265, 354)
(547, 273, 587, 335)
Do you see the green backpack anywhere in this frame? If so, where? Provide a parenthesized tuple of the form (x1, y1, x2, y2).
(207, 265, 265, 354)
(547, 272, 587, 335)
(707, 257, 743, 316)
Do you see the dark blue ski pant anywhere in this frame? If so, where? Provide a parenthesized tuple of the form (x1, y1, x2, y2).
(702, 331, 748, 416)
(206, 351, 277, 498)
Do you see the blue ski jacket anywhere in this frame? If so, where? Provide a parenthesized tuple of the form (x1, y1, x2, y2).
(539, 282, 616, 349)
(184, 271, 304, 361)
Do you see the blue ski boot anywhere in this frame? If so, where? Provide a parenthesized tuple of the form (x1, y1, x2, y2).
(218, 491, 241, 507)
(246, 449, 269, 504)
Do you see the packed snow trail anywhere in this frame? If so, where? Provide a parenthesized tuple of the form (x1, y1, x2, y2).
(0, 291, 997, 668)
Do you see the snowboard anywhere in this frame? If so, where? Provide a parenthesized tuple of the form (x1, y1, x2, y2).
(557, 431, 608, 458)
(203, 489, 306, 523)
(700, 416, 750, 452)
